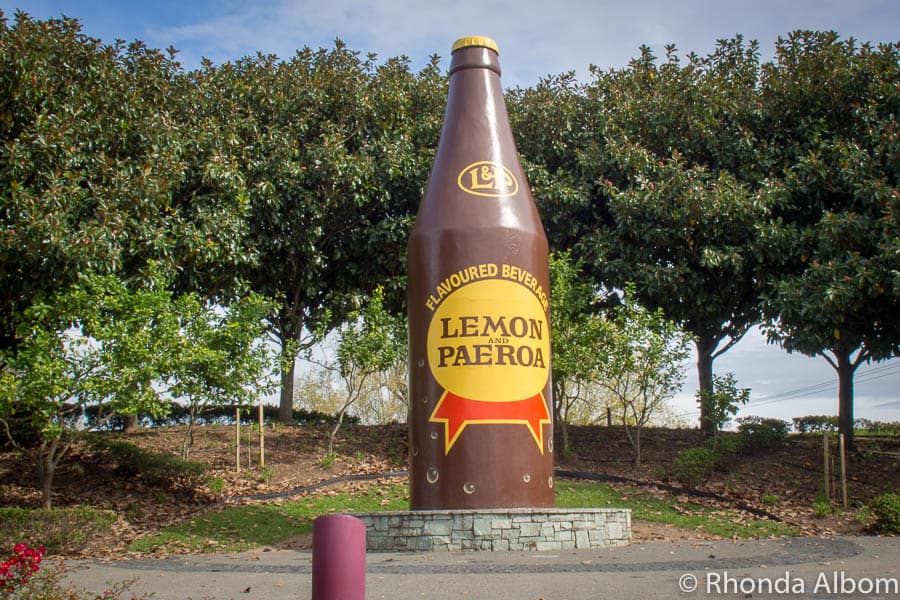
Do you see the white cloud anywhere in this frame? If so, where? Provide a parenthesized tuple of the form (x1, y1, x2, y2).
(141, 0, 899, 87)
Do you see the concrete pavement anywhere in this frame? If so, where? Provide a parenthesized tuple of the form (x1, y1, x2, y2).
(64, 536, 899, 599)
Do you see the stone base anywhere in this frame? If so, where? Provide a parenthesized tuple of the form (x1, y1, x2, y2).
(353, 508, 631, 552)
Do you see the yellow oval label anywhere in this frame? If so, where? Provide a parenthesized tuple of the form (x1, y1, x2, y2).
(457, 161, 519, 198)
(427, 277, 549, 402)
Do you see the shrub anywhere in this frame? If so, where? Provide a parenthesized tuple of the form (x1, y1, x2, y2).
(854, 419, 900, 437)
(81, 403, 360, 430)
(0, 509, 116, 555)
(87, 437, 206, 488)
(705, 434, 742, 460)
(0, 542, 144, 599)
(737, 416, 790, 453)
(792, 416, 900, 436)
(869, 493, 900, 534)
(673, 434, 742, 486)
(792, 415, 838, 433)
(0, 543, 44, 593)
(673, 447, 716, 487)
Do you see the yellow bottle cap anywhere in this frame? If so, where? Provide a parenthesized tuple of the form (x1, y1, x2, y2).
(451, 36, 499, 55)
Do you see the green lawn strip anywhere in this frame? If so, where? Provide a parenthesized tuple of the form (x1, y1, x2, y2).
(556, 480, 797, 538)
(127, 483, 409, 554)
(127, 479, 794, 554)
(0, 507, 117, 555)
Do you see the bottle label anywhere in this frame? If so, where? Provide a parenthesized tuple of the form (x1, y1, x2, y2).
(456, 160, 519, 197)
(425, 265, 551, 454)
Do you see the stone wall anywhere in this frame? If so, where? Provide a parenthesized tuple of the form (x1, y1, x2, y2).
(354, 508, 631, 552)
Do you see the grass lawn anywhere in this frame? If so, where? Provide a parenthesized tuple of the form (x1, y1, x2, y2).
(127, 483, 409, 553)
(127, 480, 795, 554)
(556, 480, 796, 539)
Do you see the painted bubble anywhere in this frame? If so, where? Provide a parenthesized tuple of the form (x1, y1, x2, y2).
(426, 467, 439, 484)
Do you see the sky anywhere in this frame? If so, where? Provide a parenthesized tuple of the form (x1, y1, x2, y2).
(3, 0, 899, 426)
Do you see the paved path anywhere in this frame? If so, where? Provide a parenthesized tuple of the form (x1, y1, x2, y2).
(65, 536, 898, 599)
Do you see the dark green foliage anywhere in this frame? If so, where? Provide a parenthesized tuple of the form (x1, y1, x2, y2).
(81, 403, 357, 429)
(86, 437, 206, 488)
(792, 415, 840, 433)
(869, 493, 900, 534)
(854, 419, 900, 436)
(759, 32, 900, 441)
(697, 372, 751, 432)
(0, 12, 254, 351)
(673, 447, 717, 487)
(0, 507, 115, 555)
(737, 416, 791, 452)
(707, 434, 743, 460)
(1, 11, 897, 448)
(673, 434, 742, 486)
(791, 416, 900, 435)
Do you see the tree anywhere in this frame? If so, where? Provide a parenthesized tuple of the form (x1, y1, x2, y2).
(307, 286, 406, 456)
(548, 250, 608, 452)
(167, 293, 276, 460)
(353, 359, 408, 425)
(696, 372, 751, 433)
(0, 12, 259, 437)
(188, 44, 444, 423)
(595, 283, 690, 467)
(576, 40, 775, 434)
(0, 272, 179, 508)
(508, 72, 600, 252)
(0, 12, 255, 354)
(759, 32, 900, 444)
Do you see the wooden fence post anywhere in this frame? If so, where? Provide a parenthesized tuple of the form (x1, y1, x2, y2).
(839, 433, 848, 509)
(259, 404, 265, 469)
(236, 407, 241, 474)
(823, 431, 830, 501)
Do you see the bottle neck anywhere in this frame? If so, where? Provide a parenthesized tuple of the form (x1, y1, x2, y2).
(449, 46, 501, 77)
(438, 47, 511, 165)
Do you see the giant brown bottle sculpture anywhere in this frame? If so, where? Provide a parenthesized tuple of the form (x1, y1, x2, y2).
(408, 36, 554, 509)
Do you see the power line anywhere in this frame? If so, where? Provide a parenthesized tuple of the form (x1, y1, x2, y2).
(669, 362, 900, 419)
(740, 363, 900, 408)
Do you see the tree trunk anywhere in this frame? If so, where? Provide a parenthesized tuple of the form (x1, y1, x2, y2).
(836, 350, 856, 449)
(696, 338, 716, 436)
(552, 380, 565, 453)
(634, 426, 642, 468)
(328, 410, 346, 457)
(181, 409, 197, 461)
(279, 349, 296, 424)
(35, 438, 64, 510)
(123, 414, 139, 432)
(560, 417, 569, 455)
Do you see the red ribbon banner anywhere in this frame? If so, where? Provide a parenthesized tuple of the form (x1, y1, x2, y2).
(429, 392, 551, 454)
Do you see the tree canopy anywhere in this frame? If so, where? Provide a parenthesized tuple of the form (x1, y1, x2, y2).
(759, 32, 900, 442)
(1, 10, 897, 441)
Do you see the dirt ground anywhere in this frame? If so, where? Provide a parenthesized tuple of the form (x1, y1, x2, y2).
(1, 423, 897, 556)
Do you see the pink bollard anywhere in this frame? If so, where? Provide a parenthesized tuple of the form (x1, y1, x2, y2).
(312, 514, 366, 600)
